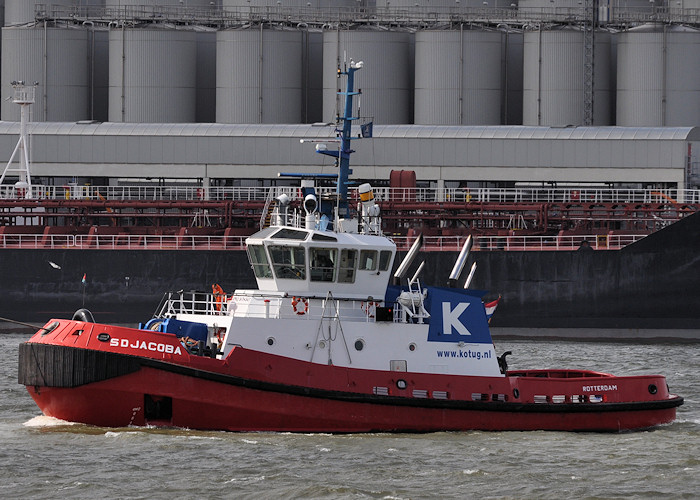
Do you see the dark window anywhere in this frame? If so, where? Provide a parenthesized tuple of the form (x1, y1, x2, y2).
(272, 228, 308, 240)
(310, 247, 337, 282)
(269, 245, 306, 280)
(379, 250, 393, 271)
(247, 245, 273, 278)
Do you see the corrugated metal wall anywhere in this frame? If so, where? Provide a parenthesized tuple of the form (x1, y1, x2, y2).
(414, 29, 502, 125)
(216, 28, 303, 124)
(523, 26, 611, 126)
(1, 26, 89, 122)
(3, 8, 700, 128)
(323, 29, 414, 124)
(617, 24, 700, 127)
(196, 30, 217, 124)
(0, 123, 689, 186)
(108, 27, 197, 123)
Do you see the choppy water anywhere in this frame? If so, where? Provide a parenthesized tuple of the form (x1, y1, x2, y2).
(2, 331, 698, 499)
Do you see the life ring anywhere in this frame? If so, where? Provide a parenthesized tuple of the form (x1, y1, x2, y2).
(361, 300, 378, 318)
(291, 296, 308, 315)
(212, 283, 225, 311)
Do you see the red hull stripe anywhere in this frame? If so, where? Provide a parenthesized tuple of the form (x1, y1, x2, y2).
(20, 342, 684, 415)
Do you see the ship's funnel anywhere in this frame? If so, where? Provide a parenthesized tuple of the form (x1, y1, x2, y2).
(393, 233, 423, 285)
(447, 235, 473, 287)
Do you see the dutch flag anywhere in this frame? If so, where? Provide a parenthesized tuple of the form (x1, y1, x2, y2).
(81, 273, 86, 284)
(485, 296, 501, 323)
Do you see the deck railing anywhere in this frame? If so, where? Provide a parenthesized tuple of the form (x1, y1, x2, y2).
(0, 232, 644, 251)
(34, 4, 700, 28)
(2, 185, 700, 205)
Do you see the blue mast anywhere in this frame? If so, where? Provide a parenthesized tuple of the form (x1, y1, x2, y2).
(317, 60, 364, 219)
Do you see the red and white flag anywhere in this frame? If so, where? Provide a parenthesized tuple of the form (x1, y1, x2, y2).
(484, 296, 501, 323)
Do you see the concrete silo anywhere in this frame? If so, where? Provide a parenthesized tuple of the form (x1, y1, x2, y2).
(217, 27, 303, 124)
(1, 26, 89, 121)
(523, 25, 612, 126)
(617, 23, 700, 127)
(323, 29, 413, 124)
(415, 28, 502, 125)
(109, 26, 197, 123)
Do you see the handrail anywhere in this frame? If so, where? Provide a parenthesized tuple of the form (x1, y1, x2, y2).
(0, 232, 643, 251)
(32, 4, 700, 28)
(2, 185, 700, 205)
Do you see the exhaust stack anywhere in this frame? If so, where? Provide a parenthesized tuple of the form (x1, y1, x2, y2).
(447, 235, 473, 287)
(393, 233, 423, 285)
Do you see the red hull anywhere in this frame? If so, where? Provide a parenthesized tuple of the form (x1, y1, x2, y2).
(19, 320, 683, 433)
(27, 368, 679, 433)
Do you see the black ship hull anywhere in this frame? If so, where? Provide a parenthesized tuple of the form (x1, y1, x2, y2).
(3, 213, 698, 340)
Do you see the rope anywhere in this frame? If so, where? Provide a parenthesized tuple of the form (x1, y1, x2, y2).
(0, 316, 43, 330)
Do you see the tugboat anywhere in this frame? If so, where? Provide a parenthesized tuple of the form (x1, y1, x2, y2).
(18, 62, 683, 432)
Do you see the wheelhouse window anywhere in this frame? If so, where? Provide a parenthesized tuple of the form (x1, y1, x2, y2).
(379, 250, 392, 271)
(272, 228, 308, 240)
(247, 245, 272, 279)
(268, 245, 306, 280)
(359, 250, 378, 271)
(338, 249, 357, 283)
(310, 247, 337, 282)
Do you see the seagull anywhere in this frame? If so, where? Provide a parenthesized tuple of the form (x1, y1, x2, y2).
(48, 261, 61, 270)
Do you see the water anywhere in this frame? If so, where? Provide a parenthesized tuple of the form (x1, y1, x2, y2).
(2, 332, 699, 499)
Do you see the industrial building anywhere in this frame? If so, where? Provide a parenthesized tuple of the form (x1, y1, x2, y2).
(0, 0, 699, 191)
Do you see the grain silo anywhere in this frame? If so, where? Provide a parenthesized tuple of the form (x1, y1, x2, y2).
(217, 27, 303, 124)
(617, 23, 700, 127)
(523, 25, 612, 126)
(1, 26, 89, 121)
(323, 29, 413, 124)
(414, 28, 502, 125)
(109, 27, 197, 123)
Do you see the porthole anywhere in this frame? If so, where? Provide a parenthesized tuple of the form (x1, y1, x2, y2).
(408, 343, 416, 352)
(354, 339, 365, 351)
(396, 379, 407, 390)
(97, 332, 111, 342)
(513, 388, 520, 399)
(648, 384, 658, 395)
(266, 337, 275, 346)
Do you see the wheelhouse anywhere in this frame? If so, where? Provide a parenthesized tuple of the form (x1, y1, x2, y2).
(245, 226, 396, 300)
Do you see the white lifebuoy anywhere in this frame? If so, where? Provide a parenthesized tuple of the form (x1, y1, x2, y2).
(291, 296, 308, 315)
